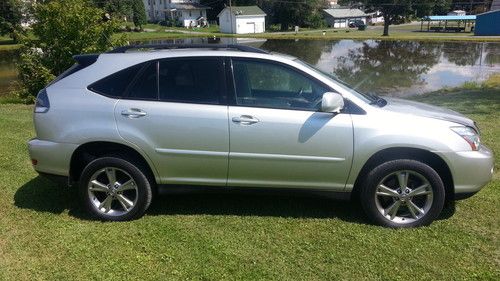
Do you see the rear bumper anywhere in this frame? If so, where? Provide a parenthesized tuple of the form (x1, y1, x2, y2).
(437, 145, 494, 195)
(28, 138, 78, 177)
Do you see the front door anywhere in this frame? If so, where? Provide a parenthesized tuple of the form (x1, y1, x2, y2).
(114, 57, 229, 185)
(227, 58, 354, 190)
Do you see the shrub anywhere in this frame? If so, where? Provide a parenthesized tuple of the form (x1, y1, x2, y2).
(16, 0, 126, 103)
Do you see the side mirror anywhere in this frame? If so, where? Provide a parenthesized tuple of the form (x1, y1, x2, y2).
(321, 92, 344, 113)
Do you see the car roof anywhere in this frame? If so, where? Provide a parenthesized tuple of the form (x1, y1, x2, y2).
(98, 48, 296, 65)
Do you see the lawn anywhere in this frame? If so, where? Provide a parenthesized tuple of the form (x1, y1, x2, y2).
(0, 89, 498, 280)
(122, 23, 500, 43)
(3, 23, 499, 51)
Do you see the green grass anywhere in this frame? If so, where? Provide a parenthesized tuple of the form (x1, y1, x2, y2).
(0, 89, 498, 280)
(121, 24, 500, 43)
(0, 36, 21, 51)
(2, 23, 500, 51)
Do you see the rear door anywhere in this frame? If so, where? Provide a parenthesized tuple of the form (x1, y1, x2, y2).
(227, 58, 354, 190)
(114, 57, 230, 185)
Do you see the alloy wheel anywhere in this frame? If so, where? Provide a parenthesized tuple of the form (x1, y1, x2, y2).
(87, 167, 138, 216)
(374, 170, 434, 224)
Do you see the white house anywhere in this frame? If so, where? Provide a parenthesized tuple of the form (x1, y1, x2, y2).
(218, 6, 266, 34)
(143, 0, 210, 27)
(367, 11, 384, 24)
(323, 8, 368, 28)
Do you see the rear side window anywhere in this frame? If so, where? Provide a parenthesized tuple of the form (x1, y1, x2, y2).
(127, 62, 158, 100)
(158, 58, 224, 104)
(88, 63, 144, 98)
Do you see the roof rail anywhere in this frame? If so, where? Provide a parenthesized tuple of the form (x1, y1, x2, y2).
(106, 44, 269, 54)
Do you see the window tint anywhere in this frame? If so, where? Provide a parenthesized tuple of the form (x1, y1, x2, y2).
(232, 59, 329, 111)
(159, 58, 223, 104)
(127, 62, 158, 100)
(89, 63, 144, 98)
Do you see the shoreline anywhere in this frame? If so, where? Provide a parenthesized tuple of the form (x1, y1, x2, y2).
(2, 31, 500, 51)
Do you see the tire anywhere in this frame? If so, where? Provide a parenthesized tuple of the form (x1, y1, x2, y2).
(79, 157, 153, 221)
(360, 159, 445, 228)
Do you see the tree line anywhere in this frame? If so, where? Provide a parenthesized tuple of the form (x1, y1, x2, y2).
(2, 0, 494, 41)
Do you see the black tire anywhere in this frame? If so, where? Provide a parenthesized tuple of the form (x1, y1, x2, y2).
(79, 157, 153, 221)
(360, 159, 445, 228)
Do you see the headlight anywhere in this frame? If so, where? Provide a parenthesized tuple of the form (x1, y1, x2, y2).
(451, 126, 480, 151)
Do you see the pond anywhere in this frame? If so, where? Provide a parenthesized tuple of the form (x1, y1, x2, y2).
(1, 38, 499, 97)
(0, 49, 19, 97)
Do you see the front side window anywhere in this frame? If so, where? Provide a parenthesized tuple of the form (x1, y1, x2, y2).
(232, 59, 329, 111)
(159, 58, 224, 104)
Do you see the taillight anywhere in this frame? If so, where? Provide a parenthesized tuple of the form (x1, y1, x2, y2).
(34, 89, 50, 113)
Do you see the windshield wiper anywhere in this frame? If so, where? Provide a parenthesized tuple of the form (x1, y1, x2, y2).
(368, 93, 387, 107)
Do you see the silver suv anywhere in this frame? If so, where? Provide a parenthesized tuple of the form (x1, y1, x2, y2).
(28, 44, 494, 227)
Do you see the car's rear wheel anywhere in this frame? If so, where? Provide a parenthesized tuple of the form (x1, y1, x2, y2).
(79, 157, 153, 221)
(360, 159, 445, 228)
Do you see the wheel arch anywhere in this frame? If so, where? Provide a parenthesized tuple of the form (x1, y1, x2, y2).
(351, 147, 454, 202)
(69, 141, 159, 186)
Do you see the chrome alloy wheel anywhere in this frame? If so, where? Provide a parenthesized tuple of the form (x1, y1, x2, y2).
(374, 170, 434, 224)
(87, 167, 138, 216)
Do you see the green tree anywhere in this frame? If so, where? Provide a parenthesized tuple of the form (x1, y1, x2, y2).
(451, 0, 492, 14)
(93, 0, 133, 21)
(131, 0, 146, 28)
(17, 0, 125, 102)
(414, 0, 452, 17)
(0, 0, 23, 42)
(364, 0, 413, 36)
(273, 0, 328, 30)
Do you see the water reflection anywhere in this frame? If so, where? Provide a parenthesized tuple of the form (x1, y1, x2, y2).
(0, 39, 499, 97)
(259, 39, 499, 96)
(332, 40, 442, 95)
(0, 49, 19, 96)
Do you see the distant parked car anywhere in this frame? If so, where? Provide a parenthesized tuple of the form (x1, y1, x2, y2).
(28, 44, 493, 228)
(349, 20, 366, 28)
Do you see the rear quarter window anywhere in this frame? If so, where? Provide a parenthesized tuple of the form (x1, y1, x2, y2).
(88, 63, 145, 98)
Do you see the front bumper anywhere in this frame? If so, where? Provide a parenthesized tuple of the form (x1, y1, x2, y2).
(437, 145, 494, 195)
(28, 138, 78, 177)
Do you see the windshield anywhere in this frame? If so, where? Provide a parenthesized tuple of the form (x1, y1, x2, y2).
(293, 59, 377, 104)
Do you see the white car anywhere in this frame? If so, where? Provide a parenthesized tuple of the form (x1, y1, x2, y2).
(28, 44, 494, 227)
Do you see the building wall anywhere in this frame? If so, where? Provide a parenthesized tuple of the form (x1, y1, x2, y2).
(144, 0, 205, 22)
(475, 10, 500, 35)
(491, 0, 500, 11)
(218, 9, 266, 34)
(325, 16, 367, 28)
(180, 10, 207, 27)
(218, 9, 234, 33)
(235, 17, 265, 34)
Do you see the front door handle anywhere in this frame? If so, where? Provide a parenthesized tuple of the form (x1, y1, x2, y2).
(121, 108, 147, 118)
(232, 115, 259, 125)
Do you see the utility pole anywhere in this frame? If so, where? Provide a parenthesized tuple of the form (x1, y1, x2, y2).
(229, 0, 233, 34)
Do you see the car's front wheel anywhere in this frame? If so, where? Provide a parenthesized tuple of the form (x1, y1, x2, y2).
(360, 159, 445, 228)
(79, 157, 153, 221)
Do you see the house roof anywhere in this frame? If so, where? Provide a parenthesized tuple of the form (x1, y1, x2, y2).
(424, 15, 476, 21)
(166, 3, 210, 11)
(323, 8, 367, 18)
(218, 6, 266, 17)
(477, 9, 500, 16)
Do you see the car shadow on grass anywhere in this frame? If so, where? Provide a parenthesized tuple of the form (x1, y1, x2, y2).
(14, 176, 455, 223)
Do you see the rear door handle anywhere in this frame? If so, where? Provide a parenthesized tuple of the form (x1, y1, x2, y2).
(232, 115, 259, 125)
(121, 108, 147, 118)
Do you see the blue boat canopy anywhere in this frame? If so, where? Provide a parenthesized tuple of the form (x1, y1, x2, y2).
(424, 15, 476, 21)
